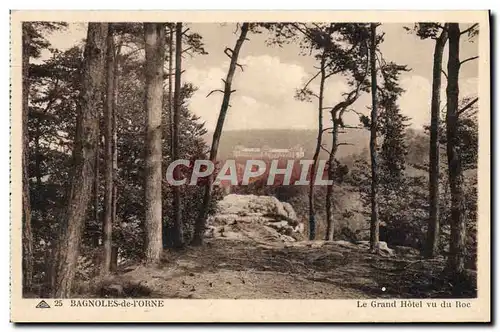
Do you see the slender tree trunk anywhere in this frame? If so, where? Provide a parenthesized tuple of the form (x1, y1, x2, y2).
(102, 25, 115, 273)
(22, 23, 34, 294)
(35, 129, 42, 189)
(93, 139, 100, 247)
(111, 42, 121, 269)
(325, 118, 339, 241)
(172, 22, 183, 248)
(51, 23, 108, 297)
(425, 28, 448, 258)
(369, 23, 380, 252)
(446, 23, 466, 283)
(143, 23, 165, 263)
(168, 25, 174, 158)
(308, 54, 326, 241)
(192, 23, 249, 246)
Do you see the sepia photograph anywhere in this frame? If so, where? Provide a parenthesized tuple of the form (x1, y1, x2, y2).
(10, 10, 490, 322)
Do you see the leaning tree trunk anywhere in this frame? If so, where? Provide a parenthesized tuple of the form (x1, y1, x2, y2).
(22, 23, 34, 294)
(102, 25, 115, 273)
(369, 23, 380, 252)
(425, 28, 448, 258)
(192, 23, 249, 246)
(172, 22, 183, 248)
(325, 113, 339, 241)
(51, 23, 108, 297)
(446, 23, 466, 284)
(308, 54, 326, 241)
(143, 23, 166, 264)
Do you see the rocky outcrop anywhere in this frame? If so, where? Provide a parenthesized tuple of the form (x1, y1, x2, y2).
(206, 194, 304, 243)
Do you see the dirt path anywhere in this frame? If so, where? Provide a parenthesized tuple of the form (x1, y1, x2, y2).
(92, 238, 457, 299)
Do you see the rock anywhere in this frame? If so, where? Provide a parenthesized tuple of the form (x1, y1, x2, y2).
(217, 194, 294, 222)
(213, 214, 239, 225)
(220, 230, 246, 240)
(283, 226, 294, 236)
(356, 241, 371, 249)
(307, 241, 326, 248)
(356, 241, 395, 256)
(282, 202, 298, 220)
(332, 240, 357, 249)
(377, 241, 395, 257)
(266, 220, 289, 230)
(279, 234, 296, 242)
(294, 223, 305, 234)
(209, 194, 303, 244)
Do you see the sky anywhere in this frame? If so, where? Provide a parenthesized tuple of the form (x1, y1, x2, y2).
(44, 22, 479, 131)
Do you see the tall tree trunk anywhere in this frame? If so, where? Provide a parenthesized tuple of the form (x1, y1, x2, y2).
(446, 23, 466, 283)
(308, 54, 326, 241)
(51, 23, 108, 297)
(93, 137, 100, 247)
(325, 118, 339, 241)
(168, 25, 174, 158)
(425, 28, 448, 258)
(143, 23, 165, 263)
(192, 23, 249, 246)
(369, 23, 380, 252)
(102, 25, 115, 273)
(172, 22, 183, 248)
(111, 42, 121, 270)
(22, 23, 34, 294)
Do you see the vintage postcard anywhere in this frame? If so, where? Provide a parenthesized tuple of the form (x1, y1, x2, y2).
(10, 10, 490, 323)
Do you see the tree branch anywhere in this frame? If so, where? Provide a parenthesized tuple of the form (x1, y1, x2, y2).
(235, 62, 245, 72)
(182, 46, 193, 54)
(441, 69, 448, 80)
(458, 97, 479, 115)
(320, 144, 331, 155)
(341, 125, 364, 130)
(224, 48, 234, 59)
(303, 70, 322, 91)
(347, 109, 365, 117)
(435, 24, 448, 32)
(206, 89, 224, 98)
(460, 56, 479, 67)
(460, 23, 479, 36)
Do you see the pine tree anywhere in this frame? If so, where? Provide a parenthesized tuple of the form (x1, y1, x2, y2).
(143, 23, 165, 264)
(51, 23, 108, 298)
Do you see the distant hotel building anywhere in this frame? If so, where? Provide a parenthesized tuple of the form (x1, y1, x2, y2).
(232, 145, 305, 159)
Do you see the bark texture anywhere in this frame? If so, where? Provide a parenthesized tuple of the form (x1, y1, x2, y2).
(22, 23, 34, 294)
(51, 23, 108, 297)
(172, 22, 184, 247)
(425, 28, 448, 258)
(308, 54, 326, 241)
(143, 23, 166, 263)
(369, 23, 380, 251)
(102, 25, 115, 273)
(446, 23, 466, 280)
